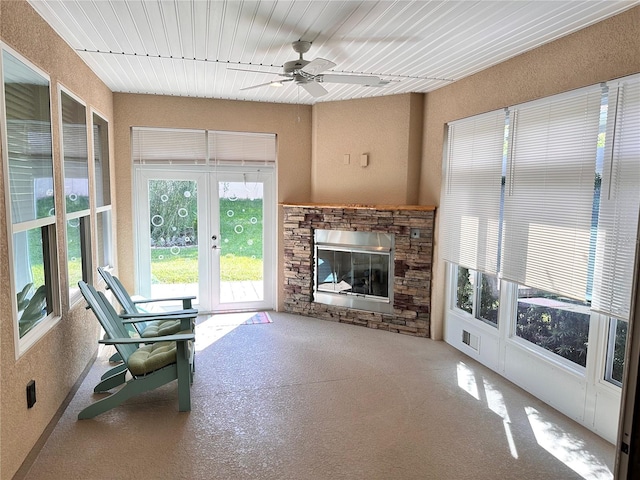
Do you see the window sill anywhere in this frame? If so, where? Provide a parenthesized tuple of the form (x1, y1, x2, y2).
(16, 313, 62, 359)
(506, 335, 587, 379)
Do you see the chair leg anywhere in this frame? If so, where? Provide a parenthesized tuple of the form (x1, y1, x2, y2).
(79, 367, 177, 420)
(176, 342, 192, 412)
(101, 363, 127, 381)
(94, 371, 127, 393)
(108, 352, 122, 363)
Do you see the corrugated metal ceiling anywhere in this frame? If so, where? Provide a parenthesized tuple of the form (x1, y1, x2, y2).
(27, 0, 638, 104)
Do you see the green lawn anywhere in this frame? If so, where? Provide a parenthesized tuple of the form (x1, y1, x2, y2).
(151, 246, 262, 282)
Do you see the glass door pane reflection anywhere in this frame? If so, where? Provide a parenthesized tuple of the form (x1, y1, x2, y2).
(218, 180, 264, 303)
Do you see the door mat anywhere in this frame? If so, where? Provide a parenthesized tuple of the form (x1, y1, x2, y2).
(243, 312, 272, 325)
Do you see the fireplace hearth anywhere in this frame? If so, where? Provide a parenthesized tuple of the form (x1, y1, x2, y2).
(282, 203, 435, 337)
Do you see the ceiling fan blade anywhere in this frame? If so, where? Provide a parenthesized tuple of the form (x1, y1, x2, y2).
(301, 58, 336, 76)
(300, 81, 328, 98)
(320, 74, 387, 86)
(240, 78, 293, 91)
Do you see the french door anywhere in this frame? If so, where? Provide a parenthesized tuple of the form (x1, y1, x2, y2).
(134, 166, 275, 312)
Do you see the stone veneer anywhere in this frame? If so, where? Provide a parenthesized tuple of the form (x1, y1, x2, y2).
(282, 203, 435, 337)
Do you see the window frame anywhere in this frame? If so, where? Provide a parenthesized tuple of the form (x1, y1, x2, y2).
(604, 317, 628, 388)
(509, 283, 593, 372)
(1, 43, 62, 357)
(452, 264, 500, 329)
(90, 109, 113, 271)
(58, 85, 91, 303)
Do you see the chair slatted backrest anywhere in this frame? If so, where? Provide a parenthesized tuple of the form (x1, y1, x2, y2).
(97, 266, 140, 314)
(78, 281, 138, 362)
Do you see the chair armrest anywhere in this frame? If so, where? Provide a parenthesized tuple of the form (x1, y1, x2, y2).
(133, 296, 196, 304)
(99, 333, 195, 345)
(120, 309, 197, 320)
(119, 313, 196, 325)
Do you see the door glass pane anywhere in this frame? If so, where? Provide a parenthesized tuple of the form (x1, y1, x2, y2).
(148, 180, 198, 300)
(218, 181, 263, 303)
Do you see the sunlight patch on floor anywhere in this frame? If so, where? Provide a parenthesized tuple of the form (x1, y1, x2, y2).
(525, 406, 613, 480)
(456, 362, 480, 400)
(457, 362, 519, 459)
(484, 378, 518, 459)
(195, 312, 260, 352)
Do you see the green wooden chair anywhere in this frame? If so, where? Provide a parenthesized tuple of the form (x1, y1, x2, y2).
(97, 267, 197, 339)
(78, 281, 195, 419)
(95, 306, 197, 383)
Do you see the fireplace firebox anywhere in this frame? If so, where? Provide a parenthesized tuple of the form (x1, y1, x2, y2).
(314, 229, 394, 314)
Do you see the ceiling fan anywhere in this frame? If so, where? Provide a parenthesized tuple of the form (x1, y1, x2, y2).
(231, 41, 389, 98)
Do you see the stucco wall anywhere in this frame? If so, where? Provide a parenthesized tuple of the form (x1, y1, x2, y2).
(423, 5, 640, 340)
(112, 93, 312, 311)
(311, 93, 423, 205)
(0, 1, 114, 478)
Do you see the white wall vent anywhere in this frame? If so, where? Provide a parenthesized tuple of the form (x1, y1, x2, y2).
(462, 330, 480, 352)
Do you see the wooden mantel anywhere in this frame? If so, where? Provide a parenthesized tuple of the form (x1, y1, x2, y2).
(280, 202, 436, 212)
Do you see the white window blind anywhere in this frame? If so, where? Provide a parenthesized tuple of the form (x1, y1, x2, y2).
(209, 131, 276, 165)
(592, 76, 640, 320)
(132, 127, 276, 166)
(132, 127, 207, 164)
(439, 109, 506, 275)
(501, 86, 603, 301)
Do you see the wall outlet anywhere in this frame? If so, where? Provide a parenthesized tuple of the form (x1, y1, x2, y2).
(343, 154, 350, 165)
(360, 153, 368, 167)
(26, 380, 36, 408)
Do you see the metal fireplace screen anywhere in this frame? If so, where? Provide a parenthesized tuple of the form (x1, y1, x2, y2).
(314, 229, 394, 314)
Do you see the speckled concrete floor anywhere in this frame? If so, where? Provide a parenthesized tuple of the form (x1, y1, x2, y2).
(20, 312, 615, 480)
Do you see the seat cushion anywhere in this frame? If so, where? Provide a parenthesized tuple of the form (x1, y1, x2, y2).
(140, 319, 182, 338)
(128, 341, 177, 375)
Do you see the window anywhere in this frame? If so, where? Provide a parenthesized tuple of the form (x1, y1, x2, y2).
(92, 112, 112, 268)
(502, 86, 603, 301)
(440, 110, 506, 275)
(443, 76, 639, 374)
(605, 318, 627, 387)
(516, 286, 590, 367)
(2, 48, 58, 342)
(60, 90, 90, 298)
(454, 265, 499, 328)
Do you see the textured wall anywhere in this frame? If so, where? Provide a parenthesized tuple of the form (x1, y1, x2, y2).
(422, 6, 640, 341)
(113, 93, 312, 310)
(311, 93, 423, 205)
(0, 1, 113, 478)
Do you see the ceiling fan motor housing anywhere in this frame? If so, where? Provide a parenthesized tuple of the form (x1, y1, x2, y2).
(283, 58, 310, 74)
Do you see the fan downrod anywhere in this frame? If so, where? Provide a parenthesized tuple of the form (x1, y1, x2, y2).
(284, 41, 312, 74)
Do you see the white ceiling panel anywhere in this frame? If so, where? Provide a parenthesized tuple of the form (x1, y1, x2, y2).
(26, 0, 638, 104)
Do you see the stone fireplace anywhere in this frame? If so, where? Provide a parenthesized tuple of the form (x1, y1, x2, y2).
(282, 203, 435, 337)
